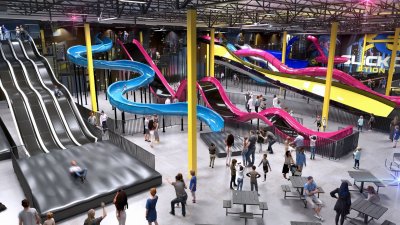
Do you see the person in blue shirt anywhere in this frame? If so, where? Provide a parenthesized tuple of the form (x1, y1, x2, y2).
(189, 170, 197, 203)
(353, 147, 361, 169)
(357, 116, 364, 132)
(393, 126, 400, 148)
(304, 176, 324, 221)
(296, 148, 307, 172)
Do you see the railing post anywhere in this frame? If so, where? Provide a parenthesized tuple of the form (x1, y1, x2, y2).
(133, 91, 137, 119)
(143, 117, 146, 134)
(113, 107, 118, 129)
(181, 117, 184, 131)
(121, 111, 125, 134)
(200, 120, 203, 131)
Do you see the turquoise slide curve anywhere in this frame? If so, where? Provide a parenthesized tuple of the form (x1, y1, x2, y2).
(67, 36, 224, 132)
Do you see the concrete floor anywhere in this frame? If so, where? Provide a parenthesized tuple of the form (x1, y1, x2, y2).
(1, 90, 400, 225)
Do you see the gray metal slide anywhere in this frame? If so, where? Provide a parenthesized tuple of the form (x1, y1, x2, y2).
(0, 42, 46, 156)
(11, 40, 81, 147)
(1, 40, 62, 152)
(22, 39, 97, 144)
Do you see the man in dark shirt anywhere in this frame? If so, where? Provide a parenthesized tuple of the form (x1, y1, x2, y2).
(246, 130, 257, 166)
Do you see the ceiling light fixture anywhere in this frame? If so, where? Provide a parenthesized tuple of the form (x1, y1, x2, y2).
(205, 8, 224, 11)
(119, 0, 147, 4)
(66, 13, 88, 16)
(98, 17, 118, 21)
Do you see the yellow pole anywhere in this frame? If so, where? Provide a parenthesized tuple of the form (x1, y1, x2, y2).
(84, 23, 97, 112)
(206, 43, 210, 76)
(187, 9, 197, 174)
(281, 31, 288, 64)
(321, 22, 339, 128)
(358, 34, 368, 72)
(386, 27, 400, 96)
(139, 31, 143, 45)
(209, 28, 215, 77)
(40, 29, 47, 55)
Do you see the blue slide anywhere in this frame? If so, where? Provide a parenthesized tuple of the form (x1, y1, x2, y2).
(67, 36, 224, 132)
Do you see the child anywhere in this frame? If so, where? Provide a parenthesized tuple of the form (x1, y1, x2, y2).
(357, 116, 364, 132)
(43, 212, 55, 225)
(189, 170, 197, 203)
(258, 154, 272, 182)
(284, 137, 291, 151)
(353, 147, 361, 169)
(236, 165, 244, 191)
(209, 143, 216, 168)
(246, 166, 261, 194)
(393, 126, 400, 148)
(309, 135, 317, 160)
(230, 159, 238, 189)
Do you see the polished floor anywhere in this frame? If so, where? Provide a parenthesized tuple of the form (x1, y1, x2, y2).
(1, 91, 400, 225)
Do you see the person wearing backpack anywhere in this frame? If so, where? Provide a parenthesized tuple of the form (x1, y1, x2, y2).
(254, 95, 261, 112)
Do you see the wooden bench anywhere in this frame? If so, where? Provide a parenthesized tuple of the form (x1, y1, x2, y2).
(374, 181, 385, 193)
(223, 200, 232, 215)
(259, 201, 268, 218)
(240, 212, 254, 225)
(381, 220, 396, 225)
(281, 185, 291, 199)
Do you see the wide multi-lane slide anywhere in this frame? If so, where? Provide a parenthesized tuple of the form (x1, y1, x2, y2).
(67, 36, 224, 132)
(119, 38, 353, 140)
(205, 38, 397, 118)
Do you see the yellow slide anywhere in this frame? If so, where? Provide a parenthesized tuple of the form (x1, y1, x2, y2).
(214, 44, 395, 117)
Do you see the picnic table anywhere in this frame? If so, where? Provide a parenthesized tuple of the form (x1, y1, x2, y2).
(232, 190, 260, 213)
(350, 198, 388, 224)
(289, 176, 309, 195)
(291, 222, 322, 225)
(348, 171, 382, 194)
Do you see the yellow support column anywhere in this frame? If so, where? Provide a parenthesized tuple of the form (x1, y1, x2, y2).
(209, 28, 215, 77)
(321, 22, 339, 128)
(139, 31, 143, 45)
(187, 9, 197, 174)
(84, 23, 97, 112)
(358, 34, 368, 72)
(40, 29, 47, 55)
(386, 28, 400, 96)
(206, 43, 210, 76)
(281, 31, 288, 64)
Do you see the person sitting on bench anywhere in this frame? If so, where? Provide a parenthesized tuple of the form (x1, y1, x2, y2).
(69, 160, 87, 182)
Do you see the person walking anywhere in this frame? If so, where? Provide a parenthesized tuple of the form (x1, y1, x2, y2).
(246, 130, 257, 166)
(168, 173, 188, 217)
(258, 154, 272, 182)
(43, 212, 55, 225)
(144, 116, 150, 142)
(330, 182, 351, 225)
(357, 115, 364, 132)
(225, 133, 235, 167)
(247, 95, 254, 112)
(100, 111, 108, 134)
(309, 135, 317, 160)
(230, 159, 238, 189)
(153, 115, 160, 143)
(254, 96, 260, 112)
(296, 148, 307, 172)
(393, 126, 400, 148)
(322, 117, 327, 131)
(236, 165, 244, 191)
(257, 129, 266, 153)
(146, 188, 158, 225)
(242, 137, 249, 166)
(266, 130, 277, 153)
(272, 95, 279, 108)
(353, 147, 361, 169)
(246, 166, 261, 194)
(368, 114, 375, 131)
(282, 150, 294, 179)
(304, 176, 324, 221)
(113, 189, 128, 225)
(209, 143, 216, 168)
(390, 116, 399, 141)
(18, 199, 41, 225)
(314, 115, 322, 131)
(148, 119, 155, 148)
(244, 91, 251, 111)
(84, 202, 107, 225)
(189, 170, 197, 203)
(15, 26, 20, 38)
(88, 112, 97, 126)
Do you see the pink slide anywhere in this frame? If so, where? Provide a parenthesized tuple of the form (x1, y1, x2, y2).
(233, 48, 400, 105)
(307, 35, 349, 64)
(119, 38, 353, 140)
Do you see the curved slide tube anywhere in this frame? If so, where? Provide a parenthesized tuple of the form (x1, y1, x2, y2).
(67, 36, 224, 132)
(233, 48, 400, 105)
(307, 35, 348, 64)
(121, 37, 351, 139)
